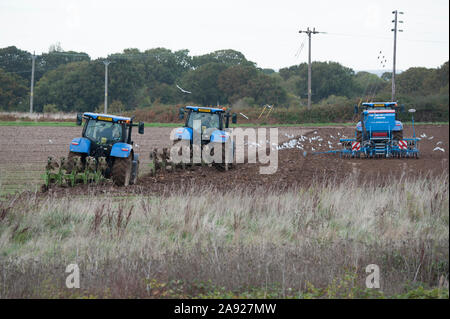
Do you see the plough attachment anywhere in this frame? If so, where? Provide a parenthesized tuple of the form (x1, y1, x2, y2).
(149, 148, 172, 175)
(149, 144, 232, 175)
(42, 156, 106, 188)
(148, 147, 203, 175)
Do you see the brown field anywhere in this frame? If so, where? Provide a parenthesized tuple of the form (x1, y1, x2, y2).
(0, 124, 448, 195)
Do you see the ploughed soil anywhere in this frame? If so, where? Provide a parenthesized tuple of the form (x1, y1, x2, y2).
(135, 125, 449, 193)
(1, 124, 443, 197)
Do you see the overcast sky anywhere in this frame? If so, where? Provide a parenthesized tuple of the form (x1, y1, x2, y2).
(1, 0, 448, 71)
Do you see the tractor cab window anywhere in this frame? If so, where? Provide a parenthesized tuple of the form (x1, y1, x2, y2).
(188, 112, 221, 130)
(84, 120, 123, 144)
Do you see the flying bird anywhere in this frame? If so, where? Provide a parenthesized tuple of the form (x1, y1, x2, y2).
(433, 147, 445, 152)
(176, 84, 192, 94)
(239, 112, 249, 120)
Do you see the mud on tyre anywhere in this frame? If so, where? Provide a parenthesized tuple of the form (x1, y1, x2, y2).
(130, 155, 139, 185)
(112, 156, 132, 186)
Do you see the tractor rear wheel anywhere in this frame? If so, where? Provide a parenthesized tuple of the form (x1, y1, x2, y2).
(393, 130, 403, 140)
(112, 156, 132, 186)
(213, 143, 234, 171)
(130, 156, 139, 185)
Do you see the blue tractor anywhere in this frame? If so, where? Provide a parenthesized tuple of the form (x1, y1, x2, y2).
(69, 112, 144, 185)
(339, 102, 419, 158)
(173, 106, 237, 170)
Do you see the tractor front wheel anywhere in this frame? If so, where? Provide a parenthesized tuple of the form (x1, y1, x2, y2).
(112, 156, 132, 186)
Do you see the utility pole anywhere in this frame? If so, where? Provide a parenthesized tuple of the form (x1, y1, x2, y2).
(299, 27, 323, 109)
(29, 52, 36, 113)
(103, 60, 111, 114)
(391, 10, 404, 101)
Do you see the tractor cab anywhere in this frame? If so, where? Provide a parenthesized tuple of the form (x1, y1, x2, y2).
(68, 112, 144, 186)
(175, 106, 236, 144)
(73, 112, 144, 157)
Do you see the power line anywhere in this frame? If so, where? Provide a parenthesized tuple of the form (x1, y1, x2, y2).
(324, 32, 448, 44)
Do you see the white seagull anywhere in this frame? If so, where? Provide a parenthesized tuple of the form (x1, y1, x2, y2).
(176, 84, 192, 94)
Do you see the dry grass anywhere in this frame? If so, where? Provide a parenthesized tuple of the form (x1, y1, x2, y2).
(0, 174, 448, 298)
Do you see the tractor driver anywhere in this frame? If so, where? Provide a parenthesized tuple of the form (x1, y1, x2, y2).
(209, 114, 219, 129)
(201, 114, 219, 129)
(98, 123, 113, 143)
(111, 125, 121, 141)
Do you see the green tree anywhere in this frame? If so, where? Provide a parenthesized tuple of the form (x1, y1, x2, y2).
(217, 65, 258, 103)
(396, 67, 435, 95)
(246, 73, 287, 105)
(0, 68, 28, 110)
(192, 49, 255, 68)
(148, 82, 179, 104)
(280, 62, 357, 102)
(354, 71, 387, 98)
(180, 62, 228, 105)
(435, 61, 449, 88)
(0, 46, 32, 80)
(35, 50, 90, 80)
(106, 57, 143, 109)
(34, 61, 103, 112)
(381, 72, 392, 81)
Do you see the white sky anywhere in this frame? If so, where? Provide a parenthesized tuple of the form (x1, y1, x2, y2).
(0, 0, 448, 71)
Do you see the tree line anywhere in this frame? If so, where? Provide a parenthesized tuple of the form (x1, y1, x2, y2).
(0, 45, 448, 116)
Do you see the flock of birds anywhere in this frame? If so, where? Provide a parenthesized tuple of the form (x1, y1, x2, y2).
(418, 133, 446, 152)
(49, 126, 445, 155)
(245, 130, 447, 154)
(276, 131, 347, 152)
